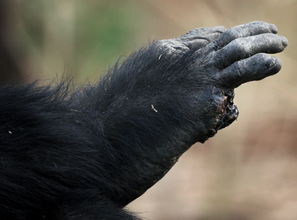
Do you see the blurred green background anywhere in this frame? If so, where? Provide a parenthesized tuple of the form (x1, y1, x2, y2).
(1, 0, 296, 219)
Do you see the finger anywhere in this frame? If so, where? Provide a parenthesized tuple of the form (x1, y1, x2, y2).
(215, 21, 278, 49)
(180, 26, 226, 40)
(214, 33, 288, 68)
(185, 32, 223, 50)
(184, 39, 209, 50)
(216, 53, 282, 88)
(181, 26, 226, 50)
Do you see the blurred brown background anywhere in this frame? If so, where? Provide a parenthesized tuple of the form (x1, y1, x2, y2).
(1, 0, 296, 219)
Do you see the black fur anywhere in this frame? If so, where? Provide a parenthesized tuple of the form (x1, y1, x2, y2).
(0, 21, 287, 219)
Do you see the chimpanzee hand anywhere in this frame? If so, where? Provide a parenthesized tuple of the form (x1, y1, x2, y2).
(0, 21, 288, 220)
(75, 21, 288, 208)
(149, 21, 287, 142)
(156, 25, 226, 58)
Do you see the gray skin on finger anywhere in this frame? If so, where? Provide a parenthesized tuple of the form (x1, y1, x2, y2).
(216, 53, 282, 88)
(180, 26, 226, 40)
(140, 22, 287, 142)
(215, 21, 278, 48)
(186, 23, 288, 137)
(155, 26, 226, 59)
(214, 33, 288, 68)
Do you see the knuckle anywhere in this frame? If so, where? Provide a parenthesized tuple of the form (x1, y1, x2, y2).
(231, 39, 248, 55)
(223, 30, 238, 42)
(182, 28, 206, 38)
(154, 39, 189, 58)
(155, 40, 178, 52)
(216, 26, 226, 32)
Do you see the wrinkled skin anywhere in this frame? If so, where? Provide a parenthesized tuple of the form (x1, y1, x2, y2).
(154, 21, 286, 139)
(0, 21, 287, 219)
(104, 21, 287, 206)
(78, 21, 287, 213)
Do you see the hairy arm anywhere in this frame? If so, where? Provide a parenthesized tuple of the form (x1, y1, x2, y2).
(0, 22, 287, 220)
(73, 21, 287, 207)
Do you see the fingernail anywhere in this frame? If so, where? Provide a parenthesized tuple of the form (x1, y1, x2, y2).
(267, 57, 281, 74)
(270, 24, 278, 34)
(281, 36, 288, 47)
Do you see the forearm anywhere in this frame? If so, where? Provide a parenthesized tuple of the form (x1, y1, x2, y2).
(73, 21, 287, 207)
(77, 46, 199, 206)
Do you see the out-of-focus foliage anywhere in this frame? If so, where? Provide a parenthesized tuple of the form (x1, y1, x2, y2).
(9, 0, 147, 81)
